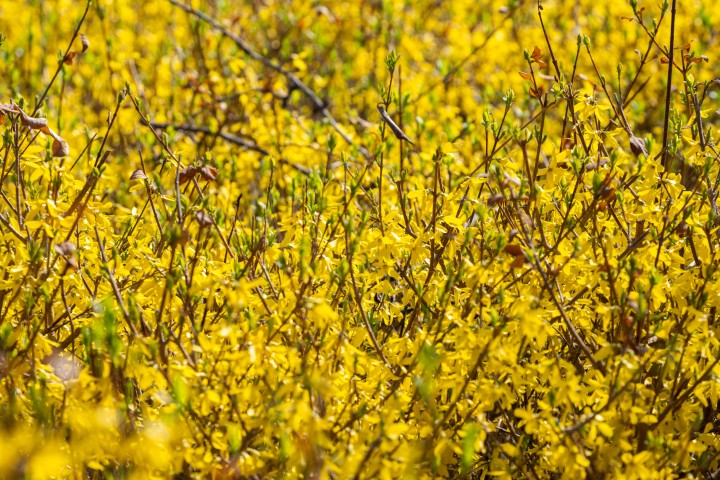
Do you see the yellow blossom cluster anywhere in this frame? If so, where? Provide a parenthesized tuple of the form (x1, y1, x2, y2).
(0, 0, 719, 478)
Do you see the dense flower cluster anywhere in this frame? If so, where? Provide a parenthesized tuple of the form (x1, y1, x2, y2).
(0, 0, 719, 478)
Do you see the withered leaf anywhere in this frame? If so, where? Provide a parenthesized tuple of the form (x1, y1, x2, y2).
(179, 166, 198, 184)
(54, 241, 77, 256)
(585, 159, 609, 171)
(531, 45, 542, 61)
(80, 33, 90, 52)
(598, 185, 615, 200)
(510, 255, 527, 268)
(178, 229, 190, 246)
(63, 51, 77, 65)
(519, 211, 535, 231)
(518, 71, 533, 81)
(629, 135, 648, 158)
(129, 169, 147, 181)
(195, 211, 213, 228)
(503, 172, 521, 186)
(675, 221, 690, 237)
(377, 105, 414, 145)
(52, 137, 70, 157)
(66, 256, 78, 270)
(504, 244, 524, 256)
(18, 110, 48, 130)
(199, 165, 218, 181)
(488, 193, 505, 207)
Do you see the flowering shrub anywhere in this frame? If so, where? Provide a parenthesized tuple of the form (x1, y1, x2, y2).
(0, 0, 719, 478)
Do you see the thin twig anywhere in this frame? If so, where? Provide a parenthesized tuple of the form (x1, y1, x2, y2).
(94, 226, 139, 337)
(33, 0, 92, 115)
(660, 0, 677, 169)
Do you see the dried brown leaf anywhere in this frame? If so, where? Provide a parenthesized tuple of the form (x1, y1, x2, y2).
(179, 166, 198, 184)
(52, 137, 70, 157)
(18, 109, 48, 130)
(130, 169, 147, 181)
(585, 159, 609, 171)
(627, 299, 639, 313)
(66, 256, 78, 270)
(199, 165, 218, 182)
(488, 193, 505, 207)
(629, 135, 648, 158)
(178, 229, 190, 246)
(80, 33, 90, 52)
(531, 45, 542, 61)
(519, 211, 535, 231)
(195, 211, 213, 228)
(510, 255, 526, 268)
(675, 221, 689, 237)
(599, 185, 615, 201)
(504, 244, 524, 256)
(503, 172, 521, 186)
(54, 241, 77, 256)
(518, 71, 533, 81)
